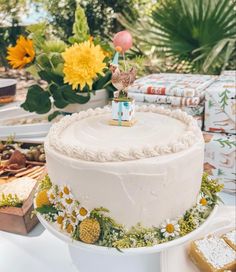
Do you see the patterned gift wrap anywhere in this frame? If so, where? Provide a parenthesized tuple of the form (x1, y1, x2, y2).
(221, 70, 236, 76)
(129, 92, 203, 107)
(204, 76, 236, 134)
(128, 73, 216, 98)
(111, 99, 135, 122)
(203, 132, 236, 194)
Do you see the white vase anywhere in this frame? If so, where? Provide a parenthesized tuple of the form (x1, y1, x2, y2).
(61, 89, 109, 113)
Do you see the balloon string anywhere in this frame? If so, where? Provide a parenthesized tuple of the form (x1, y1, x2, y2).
(123, 52, 127, 72)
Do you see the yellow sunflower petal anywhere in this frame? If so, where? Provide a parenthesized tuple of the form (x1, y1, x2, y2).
(62, 41, 106, 91)
(7, 35, 35, 69)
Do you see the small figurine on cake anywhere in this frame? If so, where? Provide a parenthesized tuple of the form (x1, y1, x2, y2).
(109, 31, 137, 127)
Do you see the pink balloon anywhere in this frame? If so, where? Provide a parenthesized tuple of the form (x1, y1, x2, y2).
(113, 31, 133, 53)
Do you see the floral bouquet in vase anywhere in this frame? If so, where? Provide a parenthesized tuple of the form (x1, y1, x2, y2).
(6, 6, 114, 120)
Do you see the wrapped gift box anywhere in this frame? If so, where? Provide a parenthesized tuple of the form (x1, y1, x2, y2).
(221, 70, 236, 76)
(204, 77, 236, 134)
(203, 132, 236, 194)
(129, 92, 203, 106)
(128, 73, 216, 97)
(112, 99, 135, 121)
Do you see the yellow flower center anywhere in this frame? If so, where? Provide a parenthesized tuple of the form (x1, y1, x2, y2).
(57, 216, 64, 225)
(71, 216, 76, 223)
(50, 193, 55, 200)
(66, 224, 74, 234)
(59, 192, 63, 198)
(72, 210, 77, 217)
(166, 224, 175, 233)
(63, 187, 70, 195)
(79, 207, 88, 216)
(200, 198, 208, 206)
(65, 198, 73, 204)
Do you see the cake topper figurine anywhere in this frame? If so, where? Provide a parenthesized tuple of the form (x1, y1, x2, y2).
(109, 31, 137, 127)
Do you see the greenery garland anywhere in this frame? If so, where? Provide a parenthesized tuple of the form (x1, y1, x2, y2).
(35, 173, 223, 249)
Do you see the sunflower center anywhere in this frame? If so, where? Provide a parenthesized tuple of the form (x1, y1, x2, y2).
(200, 198, 207, 206)
(166, 224, 175, 233)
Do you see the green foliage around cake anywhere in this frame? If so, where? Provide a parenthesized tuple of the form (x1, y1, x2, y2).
(38, 175, 52, 191)
(0, 193, 23, 208)
(35, 173, 223, 249)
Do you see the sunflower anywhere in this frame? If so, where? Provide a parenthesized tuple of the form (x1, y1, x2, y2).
(7, 36, 35, 69)
(62, 41, 106, 90)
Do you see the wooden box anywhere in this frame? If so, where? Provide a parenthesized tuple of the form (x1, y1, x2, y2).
(0, 187, 38, 235)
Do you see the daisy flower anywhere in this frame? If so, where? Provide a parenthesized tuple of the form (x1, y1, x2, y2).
(77, 207, 90, 221)
(47, 186, 57, 204)
(196, 193, 212, 212)
(161, 219, 180, 238)
(55, 210, 67, 228)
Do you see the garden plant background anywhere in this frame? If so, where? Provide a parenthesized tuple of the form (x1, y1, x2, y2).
(1, 0, 235, 76)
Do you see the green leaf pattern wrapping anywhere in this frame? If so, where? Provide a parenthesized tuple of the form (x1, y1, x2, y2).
(214, 138, 236, 148)
(218, 89, 230, 110)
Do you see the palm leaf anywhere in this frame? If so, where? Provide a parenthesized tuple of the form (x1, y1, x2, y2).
(124, 0, 236, 74)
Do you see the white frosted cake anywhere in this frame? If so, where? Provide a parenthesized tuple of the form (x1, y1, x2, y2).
(45, 105, 204, 229)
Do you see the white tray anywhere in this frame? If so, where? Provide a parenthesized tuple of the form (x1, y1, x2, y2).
(161, 205, 235, 272)
(0, 104, 51, 140)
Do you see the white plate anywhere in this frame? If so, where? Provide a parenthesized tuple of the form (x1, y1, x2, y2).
(37, 205, 218, 256)
(0, 104, 51, 140)
(161, 205, 236, 272)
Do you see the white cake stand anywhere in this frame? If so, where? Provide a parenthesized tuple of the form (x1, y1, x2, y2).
(37, 205, 218, 272)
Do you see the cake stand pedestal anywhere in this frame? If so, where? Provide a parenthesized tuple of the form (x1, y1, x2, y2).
(37, 206, 218, 272)
(69, 246, 161, 272)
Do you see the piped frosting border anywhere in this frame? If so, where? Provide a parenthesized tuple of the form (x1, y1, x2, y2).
(47, 105, 202, 162)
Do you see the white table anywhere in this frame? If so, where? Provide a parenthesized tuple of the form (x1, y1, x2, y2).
(0, 192, 235, 272)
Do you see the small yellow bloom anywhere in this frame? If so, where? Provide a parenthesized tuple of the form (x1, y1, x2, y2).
(58, 191, 63, 199)
(57, 216, 64, 225)
(7, 36, 35, 69)
(62, 41, 106, 90)
(63, 186, 70, 195)
(79, 207, 88, 216)
(65, 198, 73, 205)
(165, 224, 175, 234)
(66, 223, 74, 233)
(35, 189, 51, 208)
(200, 198, 207, 206)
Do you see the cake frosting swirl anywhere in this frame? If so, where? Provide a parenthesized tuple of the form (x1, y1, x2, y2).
(47, 105, 200, 162)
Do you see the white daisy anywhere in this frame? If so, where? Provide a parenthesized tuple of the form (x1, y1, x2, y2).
(47, 186, 58, 204)
(196, 193, 211, 212)
(161, 219, 180, 238)
(61, 195, 76, 211)
(77, 207, 90, 221)
(61, 185, 72, 196)
(55, 210, 67, 227)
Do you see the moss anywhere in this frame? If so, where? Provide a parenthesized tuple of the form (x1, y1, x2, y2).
(0, 193, 23, 208)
